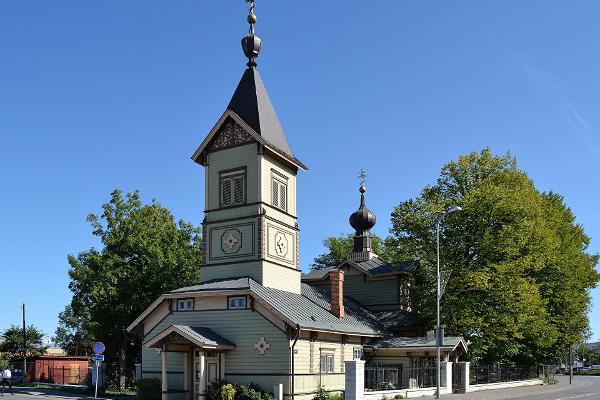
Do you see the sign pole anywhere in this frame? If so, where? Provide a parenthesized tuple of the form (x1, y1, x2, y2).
(95, 361, 100, 399)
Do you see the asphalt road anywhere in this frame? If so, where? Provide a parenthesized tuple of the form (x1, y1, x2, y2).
(448, 375, 600, 400)
(4, 376, 600, 399)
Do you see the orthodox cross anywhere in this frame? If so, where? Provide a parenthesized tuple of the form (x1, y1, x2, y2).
(358, 169, 367, 187)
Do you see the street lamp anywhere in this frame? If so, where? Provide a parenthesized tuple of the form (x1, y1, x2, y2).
(436, 206, 462, 399)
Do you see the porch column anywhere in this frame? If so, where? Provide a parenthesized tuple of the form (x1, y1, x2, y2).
(184, 352, 190, 400)
(199, 351, 206, 398)
(220, 353, 226, 380)
(162, 345, 168, 400)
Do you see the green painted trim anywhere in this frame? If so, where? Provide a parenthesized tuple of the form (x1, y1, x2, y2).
(204, 202, 299, 222)
(200, 258, 300, 272)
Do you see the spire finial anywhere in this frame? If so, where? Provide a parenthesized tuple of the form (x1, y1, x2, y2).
(242, 1, 261, 68)
(358, 169, 367, 193)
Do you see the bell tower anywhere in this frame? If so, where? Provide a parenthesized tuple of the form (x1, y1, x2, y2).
(191, 2, 307, 293)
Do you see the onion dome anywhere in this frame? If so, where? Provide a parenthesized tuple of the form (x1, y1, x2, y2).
(241, 1, 261, 67)
(349, 184, 376, 235)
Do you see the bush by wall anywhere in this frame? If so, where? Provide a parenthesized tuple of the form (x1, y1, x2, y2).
(136, 378, 161, 400)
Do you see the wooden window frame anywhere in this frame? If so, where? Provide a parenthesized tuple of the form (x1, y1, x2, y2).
(271, 175, 288, 212)
(219, 167, 247, 208)
(320, 350, 335, 374)
(177, 298, 195, 311)
(227, 295, 247, 310)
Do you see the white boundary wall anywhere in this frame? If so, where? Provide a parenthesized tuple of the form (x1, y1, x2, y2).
(468, 379, 543, 392)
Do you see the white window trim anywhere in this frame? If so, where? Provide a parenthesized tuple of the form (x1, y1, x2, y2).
(320, 350, 335, 374)
(228, 296, 247, 310)
(177, 298, 194, 311)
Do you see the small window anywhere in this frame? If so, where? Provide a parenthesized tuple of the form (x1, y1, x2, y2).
(177, 298, 194, 311)
(320, 351, 334, 373)
(228, 296, 247, 309)
(220, 169, 246, 207)
(271, 177, 287, 212)
(353, 347, 363, 360)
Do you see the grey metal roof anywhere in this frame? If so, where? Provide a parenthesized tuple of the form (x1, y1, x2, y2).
(169, 277, 251, 293)
(170, 277, 383, 336)
(301, 258, 417, 281)
(145, 325, 236, 349)
(367, 335, 465, 350)
(375, 310, 420, 331)
(227, 68, 295, 161)
(179, 326, 236, 348)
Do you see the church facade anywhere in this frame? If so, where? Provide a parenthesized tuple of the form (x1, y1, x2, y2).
(127, 5, 466, 400)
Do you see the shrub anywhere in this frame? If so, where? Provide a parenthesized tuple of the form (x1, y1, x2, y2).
(136, 378, 161, 400)
(234, 384, 262, 400)
(329, 393, 344, 400)
(209, 381, 236, 400)
(312, 386, 329, 400)
(393, 395, 404, 399)
(261, 392, 275, 400)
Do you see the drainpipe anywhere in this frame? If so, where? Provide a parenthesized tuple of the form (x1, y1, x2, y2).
(291, 324, 300, 400)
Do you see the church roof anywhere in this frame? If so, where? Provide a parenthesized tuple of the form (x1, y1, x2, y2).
(192, 68, 307, 171)
(302, 258, 418, 281)
(167, 277, 384, 336)
(228, 67, 292, 157)
(365, 335, 467, 352)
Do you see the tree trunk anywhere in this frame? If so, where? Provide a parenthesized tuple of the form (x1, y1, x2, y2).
(119, 331, 128, 391)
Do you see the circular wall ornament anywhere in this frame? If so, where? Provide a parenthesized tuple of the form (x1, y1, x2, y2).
(274, 232, 288, 257)
(221, 228, 242, 254)
(254, 337, 271, 355)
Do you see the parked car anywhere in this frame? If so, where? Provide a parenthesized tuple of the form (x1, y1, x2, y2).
(10, 369, 24, 383)
(591, 365, 600, 371)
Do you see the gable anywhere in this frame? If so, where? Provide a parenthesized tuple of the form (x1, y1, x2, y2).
(208, 118, 256, 153)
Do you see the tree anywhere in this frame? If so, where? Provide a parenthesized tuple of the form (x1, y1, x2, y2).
(0, 325, 47, 359)
(311, 233, 387, 269)
(54, 304, 94, 356)
(61, 190, 202, 389)
(388, 149, 599, 364)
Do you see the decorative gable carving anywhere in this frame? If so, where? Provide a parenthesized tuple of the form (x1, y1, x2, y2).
(209, 120, 254, 151)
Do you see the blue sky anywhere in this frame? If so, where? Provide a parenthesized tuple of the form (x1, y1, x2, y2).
(1, 1, 599, 344)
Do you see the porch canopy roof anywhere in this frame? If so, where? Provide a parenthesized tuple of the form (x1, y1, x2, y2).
(145, 325, 236, 351)
(365, 335, 468, 353)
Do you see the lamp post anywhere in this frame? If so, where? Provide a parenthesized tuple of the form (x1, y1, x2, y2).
(436, 206, 462, 399)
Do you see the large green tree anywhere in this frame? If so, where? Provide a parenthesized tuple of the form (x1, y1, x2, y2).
(59, 190, 202, 389)
(387, 149, 599, 364)
(0, 325, 46, 359)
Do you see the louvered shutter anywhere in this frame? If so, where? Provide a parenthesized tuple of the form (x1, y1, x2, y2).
(279, 183, 287, 211)
(272, 180, 279, 208)
(233, 176, 244, 204)
(222, 178, 232, 206)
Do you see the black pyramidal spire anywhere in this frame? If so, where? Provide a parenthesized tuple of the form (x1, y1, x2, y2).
(227, 0, 294, 159)
(227, 68, 293, 157)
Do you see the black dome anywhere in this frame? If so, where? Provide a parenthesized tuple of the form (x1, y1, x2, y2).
(349, 184, 376, 234)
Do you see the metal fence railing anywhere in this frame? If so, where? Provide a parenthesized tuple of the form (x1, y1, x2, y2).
(469, 365, 540, 385)
(365, 364, 437, 391)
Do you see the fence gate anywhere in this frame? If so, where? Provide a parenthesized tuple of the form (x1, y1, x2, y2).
(452, 362, 462, 393)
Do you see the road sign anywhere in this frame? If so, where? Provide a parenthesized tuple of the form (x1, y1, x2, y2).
(91, 354, 104, 362)
(92, 342, 106, 355)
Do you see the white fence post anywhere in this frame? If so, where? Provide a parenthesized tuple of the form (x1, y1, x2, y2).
(440, 361, 453, 394)
(344, 360, 365, 400)
(456, 362, 470, 393)
(274, 384, 283, 400)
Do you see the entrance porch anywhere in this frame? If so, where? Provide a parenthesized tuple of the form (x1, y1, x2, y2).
(145, 325, 236, 400)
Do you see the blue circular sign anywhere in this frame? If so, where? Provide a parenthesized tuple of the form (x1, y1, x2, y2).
(92, 342, 105, 355)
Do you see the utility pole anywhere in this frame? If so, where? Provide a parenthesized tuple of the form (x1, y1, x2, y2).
(22, 303, 27, 381)
(569, 345, 573, 384)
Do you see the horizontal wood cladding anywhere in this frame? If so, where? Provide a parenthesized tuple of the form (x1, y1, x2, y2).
(144, 309, 290, 374)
